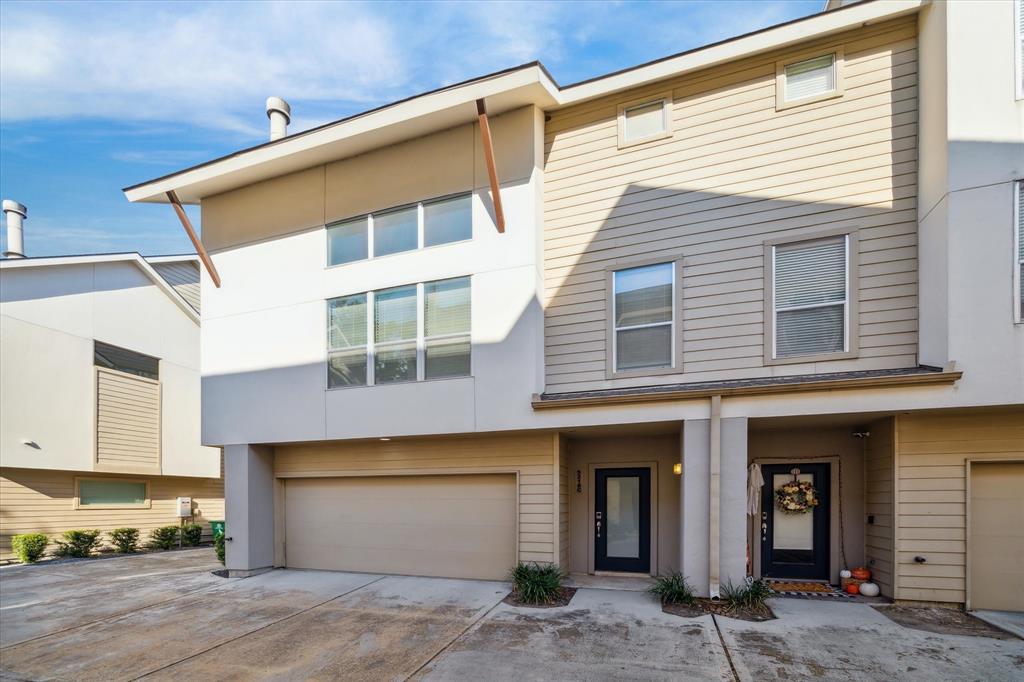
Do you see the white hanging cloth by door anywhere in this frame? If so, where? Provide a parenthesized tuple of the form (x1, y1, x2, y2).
(746, 462, 763, 516)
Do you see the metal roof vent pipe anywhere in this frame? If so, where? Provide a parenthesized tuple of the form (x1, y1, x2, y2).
(266, 96, 291, 141)
(2, 199, 27, 259)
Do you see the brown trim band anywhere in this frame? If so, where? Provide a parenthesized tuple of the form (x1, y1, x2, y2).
(531, 371, 963, 410)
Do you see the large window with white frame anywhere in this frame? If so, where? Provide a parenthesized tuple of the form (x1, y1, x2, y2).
(1015, 180, 1023, 322)
(769, 235, 851, 360)
(327, 193, 472, 266)
(327, 276, 471, 388)
(611, 262, 675, 373)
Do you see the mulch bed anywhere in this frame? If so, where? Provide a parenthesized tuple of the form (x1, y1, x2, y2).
(504, 587, 577, 608)
(873, 605, 1018, 639)
(663, 599, 775, 622)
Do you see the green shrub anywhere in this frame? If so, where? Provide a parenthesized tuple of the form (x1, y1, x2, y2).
(54, 529, 102, 558)
(649, 572, 696, 605)
(149, 525, 180, 550)
(214, 532, 225, 565)
(11, 533, 49, 563)
(181, 523, 202, 547)
(509, 562, 565, 604)
(721, 577, 773, 609)
(109, 528, 140, 553)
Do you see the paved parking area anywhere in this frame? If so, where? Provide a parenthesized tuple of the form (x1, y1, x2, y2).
(1, 549, 1021, 681)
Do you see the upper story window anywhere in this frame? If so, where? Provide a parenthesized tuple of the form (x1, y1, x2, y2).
(768, 234, 854, 362)
(777, 50, 844, 109)
(1016, 0, 1023, 99)
(1015, 181, 1023, 322)
(327, 192, 472, 266)
(327, 276, 471, 388)
(611, 262, 675, 373)
(94, 341, 159, 380)
(617, 94, 672, 148)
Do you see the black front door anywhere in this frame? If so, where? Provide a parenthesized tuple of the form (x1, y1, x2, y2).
(595, 468, 650, 573)
(760, 463, 830, 580)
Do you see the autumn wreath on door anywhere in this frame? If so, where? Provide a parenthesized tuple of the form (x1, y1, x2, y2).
(775, 468, 820, 514)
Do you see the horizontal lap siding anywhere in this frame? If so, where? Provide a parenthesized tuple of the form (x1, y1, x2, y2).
(542, 19, 918, 392)
(96, 368, 161, 472)
(864, 416, 895, 597)
(274, 433, 558, 564)
(895, 410, 1024, 604)
(0, 468, 224, 558)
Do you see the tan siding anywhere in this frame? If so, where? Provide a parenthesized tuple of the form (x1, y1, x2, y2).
(275, 433, 558, 564)
(557, 435, 570, 569)
(542, 18, 919, 392)
(864, 416, 895, 598)
(96, 368, 161, 473)
(894, 409, 1024, 604)
(0, 468, 224, 559)
(151, 261, 200, 313)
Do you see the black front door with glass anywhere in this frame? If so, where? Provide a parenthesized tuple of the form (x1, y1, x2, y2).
(595, 468, 651, 573)
(760, 463, 830, 580)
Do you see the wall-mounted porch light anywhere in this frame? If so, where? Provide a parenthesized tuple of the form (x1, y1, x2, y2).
(673, 463, 682, 475)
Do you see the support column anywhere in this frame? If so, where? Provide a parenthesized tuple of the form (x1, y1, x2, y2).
(224, 443, 275, 577)
(682, 419, 710, 595)
(720, 417, 749, 589)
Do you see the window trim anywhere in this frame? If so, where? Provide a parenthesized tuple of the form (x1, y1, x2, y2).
(763, 229, 860, 365)
(74, 476, 151, 510)
(616, 92, 673, 149)
(326, 191, 473, 268)
(326, 276, 472, 389)
(605, 256, 683, 379)
(775, 47, 845, 111)
(1014, 180, 1023, 323)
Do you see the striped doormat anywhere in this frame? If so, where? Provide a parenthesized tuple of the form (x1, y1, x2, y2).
(767, 580, 854, 599)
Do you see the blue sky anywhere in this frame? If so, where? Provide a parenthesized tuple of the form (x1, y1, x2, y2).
(0, 0, 821, 257)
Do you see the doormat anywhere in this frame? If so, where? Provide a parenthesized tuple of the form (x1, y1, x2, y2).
(767, 580, 854, 599)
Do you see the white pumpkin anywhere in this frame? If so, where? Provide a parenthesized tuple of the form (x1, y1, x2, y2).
(859, 582, 880, 597)
(840, 569, 852, 579)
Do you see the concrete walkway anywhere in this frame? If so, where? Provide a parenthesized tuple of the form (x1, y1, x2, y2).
(1, 550, 1021, 681)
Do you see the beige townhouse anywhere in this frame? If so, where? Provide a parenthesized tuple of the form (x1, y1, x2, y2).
(124, 0, 1023, 612)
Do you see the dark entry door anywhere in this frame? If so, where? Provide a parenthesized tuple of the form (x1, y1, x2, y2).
(760, 463, 830, 580)
(595, 468, 650, 573)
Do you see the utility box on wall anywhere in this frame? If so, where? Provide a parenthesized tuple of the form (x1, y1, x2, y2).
(176, 496, 193, 518)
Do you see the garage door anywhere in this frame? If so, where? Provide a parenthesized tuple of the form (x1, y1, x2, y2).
(969, 462, 1024, 611)
(284, 473, 516, 580)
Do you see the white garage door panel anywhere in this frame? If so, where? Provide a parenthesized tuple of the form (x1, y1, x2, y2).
(285, 474, 516, 580)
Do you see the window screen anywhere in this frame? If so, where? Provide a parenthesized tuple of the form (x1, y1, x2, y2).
(784, 54, 836, 102)
(79, 479, 147, 507)
(613, 262, 673, 371)
(424, 277, 471, 379)
(94, 342, 159, 379)
(773, 236, 848, 358)
(327, 293, 368, 387)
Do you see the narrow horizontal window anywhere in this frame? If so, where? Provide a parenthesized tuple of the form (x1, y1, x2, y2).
(613, 262, 674, 372)
(424, 194, 472, 247)
(78, 479, 148, 507)
(424, 277, 471, 379)
(327, 217, 368, 266)
(372, 205, 418, 258)
(327, 293, 368, 388)
(621, 100, 668, 144)
(773, 236, 848, 358)
(784, 53, 836, 102)
(94, 341, 159, 380)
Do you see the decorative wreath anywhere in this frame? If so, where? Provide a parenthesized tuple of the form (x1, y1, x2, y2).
(775, 479, 819, 514)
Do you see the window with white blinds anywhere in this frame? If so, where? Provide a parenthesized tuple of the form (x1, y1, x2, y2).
(1016, 0, 1024, 99)
(327, 277, 471, 387)
(613, 262, 674, 372)
(1016, 181, 1024, 321)
(772, 236, 849, 359)
(783, 53, 836, 102)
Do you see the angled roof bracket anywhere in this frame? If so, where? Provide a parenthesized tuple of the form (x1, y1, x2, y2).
(167, 190, 221, 288)
(476, 98, 506, 233)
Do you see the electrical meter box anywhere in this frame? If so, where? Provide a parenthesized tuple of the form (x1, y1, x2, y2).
(176, 497, 193, 518)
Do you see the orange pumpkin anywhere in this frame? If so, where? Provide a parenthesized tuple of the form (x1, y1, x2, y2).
(851, 567, 871, 581)
(845, 583, 861, 595)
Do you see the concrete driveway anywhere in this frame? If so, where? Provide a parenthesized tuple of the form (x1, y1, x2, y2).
(1, 549, 1021, 681)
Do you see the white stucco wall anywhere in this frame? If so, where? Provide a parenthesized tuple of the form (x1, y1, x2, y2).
(0, 261, 219, 477)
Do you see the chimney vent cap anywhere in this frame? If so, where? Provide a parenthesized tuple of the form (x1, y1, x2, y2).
(2, 200, 27, 218)
(265, 96, 291, 123)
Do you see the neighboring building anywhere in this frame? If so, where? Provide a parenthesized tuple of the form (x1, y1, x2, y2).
(0, 207, 223, 558)
(124, 0, 1022, 611)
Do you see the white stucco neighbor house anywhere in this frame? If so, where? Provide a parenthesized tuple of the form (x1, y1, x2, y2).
(125, 0, 1022, 612)
(0, 208, 223, 558)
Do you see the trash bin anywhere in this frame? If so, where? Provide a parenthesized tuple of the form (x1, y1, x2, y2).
(210, 520, 225, 538)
